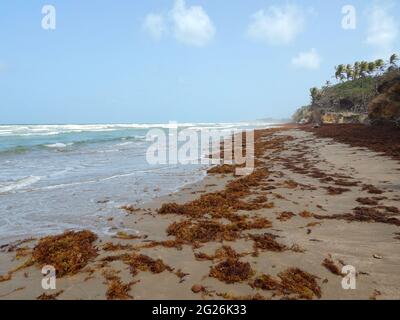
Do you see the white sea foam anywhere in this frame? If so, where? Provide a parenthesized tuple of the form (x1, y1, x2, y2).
(0, 122, 273, 137)
(44, 142, 73, 148)
(0, 176, 41, 193)
(116, 142, 134, 147)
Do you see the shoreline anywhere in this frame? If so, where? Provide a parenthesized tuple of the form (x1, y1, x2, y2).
(0, 122, 279, 244)
(0, 164, 210, 247)
(1, 124, 399, 300)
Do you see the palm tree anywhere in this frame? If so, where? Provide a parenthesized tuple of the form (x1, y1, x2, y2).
(360, 61, 369, 77)
(334, 66, 339, 80)
(345, 64, 354, 80)
(390, 54, 398, 65)
(310, 87, 319, 105)
(368, 62, 376, 76)
(389, 54, 399, 71)
(353, 62, 361, 79)
(335, 64, 346, 82)
(374, 59, 385, 74)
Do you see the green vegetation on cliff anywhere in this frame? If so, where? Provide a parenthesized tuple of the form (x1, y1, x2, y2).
(327, 76, 376, 97)
(293, 54, 400, 126)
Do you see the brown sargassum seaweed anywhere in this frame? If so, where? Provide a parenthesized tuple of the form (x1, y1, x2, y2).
(362, 184, 384, 195)
(101, 268, 137, 300)
(209, 258, 254, 284)
(249, 233, 287, 252)
(207, 164, 237, 175)
(216, 292, 267, 300)
(36, 290, 64, 300)
(302, 124, 400, 161)
(158, 167, 273, 221)
(167, 220, 240, 244)
(314, 206, 400, 226)
(100, 252, 173, 277)
(356, 197, 384, 206)
(0, 231, 98, 292)
(99, 252, 175, 299)
(32, 231, 98, 277)
(322, 257, 343, 276)
(166, 217, 273, 245)
(324, 186, 351, 195)
(135, 130, 291, 253)
(157, 138, 283, 248)
(276, 211, 296, 222)
(252, 268, 321, 300)
(195, 245, 248, 262)
(105, 279, 134, 300)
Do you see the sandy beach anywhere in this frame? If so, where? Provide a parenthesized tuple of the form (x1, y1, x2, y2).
(1, 125, 399, 300)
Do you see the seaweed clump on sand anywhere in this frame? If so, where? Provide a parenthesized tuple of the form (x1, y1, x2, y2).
(124, 253, 173, 276)
(313, 207, 400, 226)
(101, 268, 136, 300)
(98, 253, 174, 299)
(15, 247, 31, 260)
(250, 233, 287, 252)
(102, 242, 136, 252)
(166, 220, 239, 244)
(209, 258, 254, 284)
(324, 186, 350, 195)
(362, 184, 384, 195)
(353, 207, 400, 225)
(120, 205, 141, 213)
(276, 211, 296, 222)
(106, 278, 135, 300)
(228, 217, 272, 231)
(207, 164, 237, 175)
(322, 257, 343, 276)
(299, 211, 314, 218)
(278, 268, 321, 300)
(282, 180, 299, 189)
(378, 206, 400, 214)
(158, 168, 272, 221)
(356, 197, 380, 205)
(0, 273, 12, 282)
(334, 179, 359, 187)
(32, 231, 98, 277)
(194, 246, 247, 262)
(166, 216, 273, 246)
(217, 292, 267, 300)
(36, 290, 64, 300)
(252, 274, 281, 291)
(302, 124, 400, 161)
(252, 268, 321, 300)
(100, 252, 173, 277)
(139, 239, 184, 251)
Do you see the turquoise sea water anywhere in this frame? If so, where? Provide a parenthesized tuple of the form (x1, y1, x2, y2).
(0, 122, 275, 244)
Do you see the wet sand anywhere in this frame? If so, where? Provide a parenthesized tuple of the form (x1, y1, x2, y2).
(1, 126, 399, 300)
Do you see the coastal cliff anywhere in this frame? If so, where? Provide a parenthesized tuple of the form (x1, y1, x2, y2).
(293, 55, 400, 127)
(368, 73, 400, 126)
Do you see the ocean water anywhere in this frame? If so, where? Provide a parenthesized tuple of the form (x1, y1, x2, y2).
(0, 122, 275, 244)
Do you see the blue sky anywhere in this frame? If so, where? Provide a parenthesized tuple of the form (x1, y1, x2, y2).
(0, 0, 399, 124)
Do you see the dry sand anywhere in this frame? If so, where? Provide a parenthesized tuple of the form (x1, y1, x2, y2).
(0, 127, 399, 300)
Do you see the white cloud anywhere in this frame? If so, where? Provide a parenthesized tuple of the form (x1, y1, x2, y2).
(143, 13, 166, 40)
(143, 0, 215, 47)
(247, 5, 305, 45)
(365, 3, 398, 55)
(170, 0, 215, 47)
(292, 48, 321, 70)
